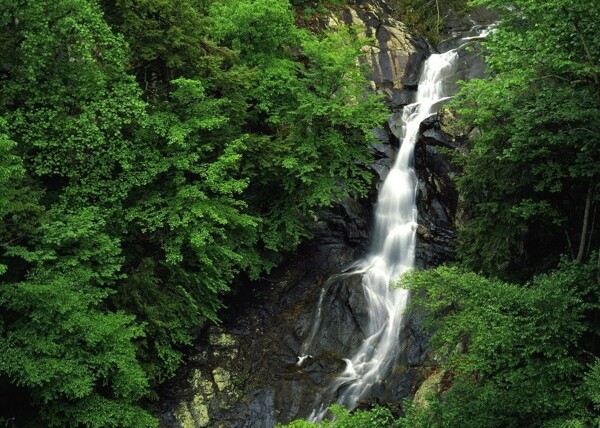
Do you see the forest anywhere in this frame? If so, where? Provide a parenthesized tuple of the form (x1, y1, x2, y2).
(1, 0, 599, 427)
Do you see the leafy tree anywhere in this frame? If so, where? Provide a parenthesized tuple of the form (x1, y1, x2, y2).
(98, 0, 388, 392)
(0, 118, 27, 276)
(0, 268, 155, 427)
(209, 0, 388, 251)
(117, 78, 265, 383)
(0, 0, 145, 202)
(386, 0, 470, 42)
(0, 0, 388, 423)
(584, 359, 600, 426)
(97, 0, 267, 384)
(0, 199, 156, 425)
(0, 0, 155, 425)
(99, 0, 243, 97)
(399, 260, 600, 427)
(452, 0, 600, 277)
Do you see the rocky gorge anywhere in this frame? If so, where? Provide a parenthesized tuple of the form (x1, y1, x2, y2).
(158, 2, 497, 427)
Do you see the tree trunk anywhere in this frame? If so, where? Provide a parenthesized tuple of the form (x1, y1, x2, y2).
(565, 230, 575, 261)
(597, 244, 600, 286)
(586, 203, 597, 256)
(577, 184, 593, 263)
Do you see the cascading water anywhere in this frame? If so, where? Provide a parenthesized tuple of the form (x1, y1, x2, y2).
(296, 37, 479, 420)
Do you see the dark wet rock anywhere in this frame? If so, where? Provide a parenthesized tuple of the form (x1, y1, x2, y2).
(244, 389, 276, 428)
(419, 115, 456, 150)
(158, 192, 376, 426)
(306, 274, 370, 354)
(435, 7, 499, 87)
(452, 41, 488, 82)
(413, 115, 461, 268)
(371, 137, 397, 184)
(312, 198, 371, 246)
(372, 127, 393, 145)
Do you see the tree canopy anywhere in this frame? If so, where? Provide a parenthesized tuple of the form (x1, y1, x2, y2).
(452, 0, 600, 277)
(0, 0, 386, 425)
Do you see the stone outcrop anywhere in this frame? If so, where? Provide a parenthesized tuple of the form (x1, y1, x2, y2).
(329, 1, 428, 108)
(414, 115, 460, 268)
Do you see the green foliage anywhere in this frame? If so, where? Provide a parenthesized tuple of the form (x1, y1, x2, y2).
(0, 123, 48, 275)
(399, 259, 600, 427)
(277, 404, 399, 427)
(0, 0, 387, 424)
(0, 269, 156, 427)
(584, 359, 600, 426)
(0, 202, 156, 426)
(101, 0, 215, 81)
(0, 118, 22, 185)
(452, 0, 600, 277)
(0, 0, 145, 203)
(209, 0, 387, 250)
(210, 0, 299, 57)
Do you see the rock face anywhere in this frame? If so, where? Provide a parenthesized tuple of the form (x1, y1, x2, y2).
(329, 1, 428, 108)
(414, 115, 461, 269)
(159, 174, 435, 426)
(158, 4, 493, 428)
(158, 196, 376, 427)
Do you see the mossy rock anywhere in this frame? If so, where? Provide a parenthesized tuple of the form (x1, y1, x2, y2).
(438, 107, 471, 139)
(174, 395, 210, 428)
(208, 331, 237, 347)
(413, 370, 444, 409)
(212, 367, 232, 392)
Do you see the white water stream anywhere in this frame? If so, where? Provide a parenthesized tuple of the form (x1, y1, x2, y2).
(329, 50, 459, 409)
(297, 31, 488, 420)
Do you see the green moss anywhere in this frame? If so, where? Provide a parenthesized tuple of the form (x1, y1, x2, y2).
(212, 367, 232, 392)
(174, 403, 195, 428)
(438, 108, 470, 138)
(174, 394, 211, 428)
(209, 332, 237, 347)
(191, 395, 211, 427)
(413, 370, 444, 409)
(190, 369, 215, 399)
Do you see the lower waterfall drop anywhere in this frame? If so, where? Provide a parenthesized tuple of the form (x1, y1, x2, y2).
(299, 46, 464, 421)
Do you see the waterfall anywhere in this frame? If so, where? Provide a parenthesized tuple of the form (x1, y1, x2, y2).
(328, 50, 459, 411)
(296, 32, 485, 421)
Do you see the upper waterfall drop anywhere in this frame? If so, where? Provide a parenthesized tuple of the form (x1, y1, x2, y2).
(299, 46, 464, 421)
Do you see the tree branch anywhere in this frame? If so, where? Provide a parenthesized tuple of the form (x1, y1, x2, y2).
(565, 229, 575, 261)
